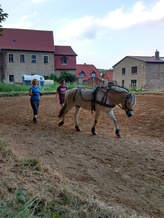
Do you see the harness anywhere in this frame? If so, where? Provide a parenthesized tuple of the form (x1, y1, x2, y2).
(91, 86, 115, 111)
(73, 87, 134, 113)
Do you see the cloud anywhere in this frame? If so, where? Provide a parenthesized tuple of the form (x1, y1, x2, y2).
(103, 0, 164, 29)
(31, 0, 52, 3)
(55, 0, 164, 43)
(4, 12, 37, 29)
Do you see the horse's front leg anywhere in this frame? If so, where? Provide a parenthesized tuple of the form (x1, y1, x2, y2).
(109, 110, 121, 138)
(74, 106, 81, 131)
(91, 111, 100, 135)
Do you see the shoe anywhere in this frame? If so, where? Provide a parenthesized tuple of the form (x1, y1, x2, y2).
(33, 117, 37, 123)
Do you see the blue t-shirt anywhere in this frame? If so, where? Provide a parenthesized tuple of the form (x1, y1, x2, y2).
(30, 86, 41, 101)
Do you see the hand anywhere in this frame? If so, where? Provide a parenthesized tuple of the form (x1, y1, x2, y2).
(40, 93, 43, 96)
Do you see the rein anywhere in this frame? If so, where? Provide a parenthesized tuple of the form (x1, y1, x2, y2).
(110, 92, 133, 111)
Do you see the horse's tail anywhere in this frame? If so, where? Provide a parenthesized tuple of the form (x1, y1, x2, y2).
(58, 89, 74, 118)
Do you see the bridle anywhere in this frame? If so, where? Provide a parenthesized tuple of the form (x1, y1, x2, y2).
(110, 92, 134, 112)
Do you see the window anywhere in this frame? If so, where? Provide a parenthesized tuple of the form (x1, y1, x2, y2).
(61, 56, 67, 65)
(43, 55, 49, 64)
(9, 75, 14, 82)
(122, 80, 124, 87)
(122, 68, 126, 75)
(131, 66, 137, 74)
(20, 54, 25, 63)
(31, 54, 36, 63)
(91, 71, 96, 77)
(131, 80, 137, 87)
(8, 54, 14, 62)
(80, 71, 85, 77)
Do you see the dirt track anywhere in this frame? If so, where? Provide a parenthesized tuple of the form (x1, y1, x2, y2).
(0, 94, 164, 217)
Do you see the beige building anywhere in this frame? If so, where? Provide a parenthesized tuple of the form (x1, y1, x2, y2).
(113, 50, 164, 91)
(0, 28, 55, 83)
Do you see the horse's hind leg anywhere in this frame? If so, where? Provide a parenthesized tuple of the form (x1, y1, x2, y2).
(109, 110, 121, 138)
(74, 106, 81, 131)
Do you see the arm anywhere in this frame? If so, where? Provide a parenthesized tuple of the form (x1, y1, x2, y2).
(29, 89, 33, 96)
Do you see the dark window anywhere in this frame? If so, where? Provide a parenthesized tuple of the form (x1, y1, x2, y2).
(122, 68, 126, 75)
(122, 80, 124, 87)
(9, 75, 14, 82)
(8, 54, 14, 62)
(80, 71, 85, 77)
(20, 54, 25, 63)
(43, 55, 49, 64)
(131, 80, 137, 86)
(61, 56, 67, 65)
(91, 71, 96, 77)
(31, 54, 36, 63)
(131, 66, 137, 74)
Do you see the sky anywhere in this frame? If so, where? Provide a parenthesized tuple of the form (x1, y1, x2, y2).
(1, 0, 164, 69)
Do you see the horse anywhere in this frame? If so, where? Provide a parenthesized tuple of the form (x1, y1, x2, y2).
(58, 85, 136, 138)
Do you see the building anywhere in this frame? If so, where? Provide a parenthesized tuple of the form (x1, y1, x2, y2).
(0, 28, 77, 83)
(76, 63, 103, 86)
(54, 45, 77, 77)
(103, 70, 116, 86)
(113, 50, 164, 91)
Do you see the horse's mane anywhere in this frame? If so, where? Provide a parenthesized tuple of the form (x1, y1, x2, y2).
(97, 85, 130, 93)
(109, 85, 129, 93)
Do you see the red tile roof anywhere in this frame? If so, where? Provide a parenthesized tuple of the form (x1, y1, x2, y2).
(76, 64, 102, 80)
(0, 28, 54, 52)
(104, 71, 113, 80)
(54, 45, 77, 56)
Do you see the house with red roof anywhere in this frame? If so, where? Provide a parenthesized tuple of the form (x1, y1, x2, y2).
(103, 70, 116, 86)
(54, 45, 77, 77)
(103, 71, 113, 81)
(0, 28, 55, 83)
(0, 28, 77, 84)
(76, 63, 103, 86)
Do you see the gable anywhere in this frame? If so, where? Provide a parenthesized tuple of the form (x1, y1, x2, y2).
(0, 28, 54, 52)
(76, 64, 102, 79)
(104, 71, 113, 80)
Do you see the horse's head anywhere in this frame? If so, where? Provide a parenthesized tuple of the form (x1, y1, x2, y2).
(108, 86, 136, 117)
(123, 92, 136, 117)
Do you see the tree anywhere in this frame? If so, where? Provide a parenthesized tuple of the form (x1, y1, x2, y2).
(0, 5, 8, 36)
(59, 72, 77, 83)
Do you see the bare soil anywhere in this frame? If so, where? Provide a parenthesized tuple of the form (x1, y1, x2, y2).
(0, 94, 164, 217)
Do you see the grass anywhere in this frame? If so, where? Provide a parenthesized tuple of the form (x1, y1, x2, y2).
(0, 83, 93, 94)
(0, 139, 150, 218)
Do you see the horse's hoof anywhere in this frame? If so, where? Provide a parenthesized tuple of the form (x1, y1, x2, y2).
(115, 129, 121, 138)
(58, 121, 64, 126)
(91, 127, 97, 135)
(75, 125, 81, 131)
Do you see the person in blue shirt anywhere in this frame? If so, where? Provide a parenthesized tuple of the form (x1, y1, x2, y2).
(29, 79, 42, 123)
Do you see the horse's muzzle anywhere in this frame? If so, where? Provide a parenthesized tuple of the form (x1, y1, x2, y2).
(126, 110, 133, 117)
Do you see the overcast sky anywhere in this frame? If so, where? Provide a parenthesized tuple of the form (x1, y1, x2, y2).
(1, 0, 164, 69)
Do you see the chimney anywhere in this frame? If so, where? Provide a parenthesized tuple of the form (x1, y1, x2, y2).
(155, 49, 159, 59)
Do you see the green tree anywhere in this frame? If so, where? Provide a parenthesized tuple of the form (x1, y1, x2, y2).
(59, 72, 77, 83)
(0, 5, 8, 36)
